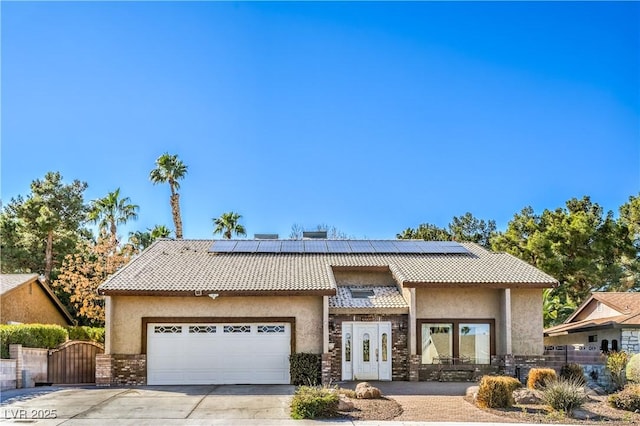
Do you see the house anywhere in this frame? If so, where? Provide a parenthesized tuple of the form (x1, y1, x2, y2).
(1, 274, 74, 326)
(96, 238, 557, 385)
(544, 292, 640, 354)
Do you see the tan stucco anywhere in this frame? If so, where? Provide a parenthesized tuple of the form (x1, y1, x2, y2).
(108, 295, 323, 354)
(575, 300, 621, 321)
(1, 280, 70, 326)
(510, 288, 544, 355)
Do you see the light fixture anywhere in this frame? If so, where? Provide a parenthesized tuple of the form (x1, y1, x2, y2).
(208, 293, 219, 300)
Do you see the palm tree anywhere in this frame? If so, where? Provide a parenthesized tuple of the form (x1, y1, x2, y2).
(88, 188, 139, 244)
(213, 211, 247, 239)
(149, 153, 188, 239)
(129, 225, 173, 251)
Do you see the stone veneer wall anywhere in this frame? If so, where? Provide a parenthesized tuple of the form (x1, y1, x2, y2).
(621, 329, 640, 353)
(96, 354, 146, 386)
(328, 314, 408, 382)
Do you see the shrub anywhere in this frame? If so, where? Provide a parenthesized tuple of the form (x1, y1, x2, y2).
(290, 386, 339, 419)
(476, 375, 521, 409)
(606, 351, 630, 391)
(0, 324, 68, 358)
(527, 368, 557, 389)
(626, 354, 640, 384)
(290, 353, 321, 386)
(560, 363, 585, 385)
(541, 378, 587, 414)
(608, 384, 640, 412)
(67, 326, 105, 343)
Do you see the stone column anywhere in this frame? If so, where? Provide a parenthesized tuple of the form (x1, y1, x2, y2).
(95, 354, 113, 386)
(409, 354, 420, 382)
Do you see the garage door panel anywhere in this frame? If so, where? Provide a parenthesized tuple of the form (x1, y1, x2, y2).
(147, 322, 291, 385)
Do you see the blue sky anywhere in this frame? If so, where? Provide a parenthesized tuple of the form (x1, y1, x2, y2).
(1, 2, 639, 240)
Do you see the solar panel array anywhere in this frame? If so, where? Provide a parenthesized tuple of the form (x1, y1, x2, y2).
(208, 240, 470, 255)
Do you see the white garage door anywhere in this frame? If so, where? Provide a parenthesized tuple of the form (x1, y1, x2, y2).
(147, 322, 291, 385)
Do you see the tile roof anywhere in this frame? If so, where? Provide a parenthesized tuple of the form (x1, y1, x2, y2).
(330, 286, 409, 310)
(545, 292, 640, 335)
(98, 239, 557, 295)
(1, 273, 39, 295)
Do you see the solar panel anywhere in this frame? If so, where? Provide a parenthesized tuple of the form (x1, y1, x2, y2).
(280, 240, 304, 253)
(209, 240, 237, 252)
(257, 240, 281, 253)
(304, 240, 328, 253)
(326, 240, 351, 253)
(348, 241, 376, 253)
(392, 240, 422, 253)
(371, 240, 399, 253)
(233, 240, 260, 252)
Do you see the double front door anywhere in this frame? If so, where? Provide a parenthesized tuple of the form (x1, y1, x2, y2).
(341, 322, 392, 381)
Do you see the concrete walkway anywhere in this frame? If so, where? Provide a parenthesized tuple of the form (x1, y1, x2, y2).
(0, 383, 572, 425)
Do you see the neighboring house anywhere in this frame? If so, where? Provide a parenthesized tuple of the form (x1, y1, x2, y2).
(544, 292, 640, 354)
(1, 274, 74, 326)
(96, 238, 557, 385)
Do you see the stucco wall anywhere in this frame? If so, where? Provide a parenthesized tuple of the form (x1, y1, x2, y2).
(415, 287, 502, 352)
(575, 300, 620, 321)
(108, 295, 323, 354)
(0, 281, 68, 326)
(510, 288, 544, 355)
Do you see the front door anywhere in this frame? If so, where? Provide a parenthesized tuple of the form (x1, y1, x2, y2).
(342, 322, 392, 381)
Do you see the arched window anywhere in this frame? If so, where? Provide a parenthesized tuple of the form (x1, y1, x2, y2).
(363, 333, 370, 362)
(601, 339, 609, 353)
(611, 339, 618, 352)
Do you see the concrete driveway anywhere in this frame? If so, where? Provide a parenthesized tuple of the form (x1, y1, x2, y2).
(0, 385, 297, 425)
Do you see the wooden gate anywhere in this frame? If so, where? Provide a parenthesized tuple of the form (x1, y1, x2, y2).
(48, 340, 104, 384)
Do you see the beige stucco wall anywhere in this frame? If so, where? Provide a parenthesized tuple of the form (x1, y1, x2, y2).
(1, 281, 69, 326)
(108, 295, 323, 354)
(415, 287, 502, 352)
(575, 300, 620, 321)
(510, 288, 544, 355)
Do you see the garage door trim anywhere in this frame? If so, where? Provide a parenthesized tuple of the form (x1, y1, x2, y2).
(141, 316, 296, 354)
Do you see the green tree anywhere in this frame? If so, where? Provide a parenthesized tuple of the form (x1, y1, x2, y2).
(493, 196, 639, 311)
(88, 188, 138, 244)
(0, 172, 88, 283)
(213, 212, 247, 239)
(149, 153, 188, 239)
(128, 225, 172, 251)
(397, 213, 495, 248)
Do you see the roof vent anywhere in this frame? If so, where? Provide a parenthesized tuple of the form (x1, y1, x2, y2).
(303, 231, 327, 239)
(254, 234, 279, 240)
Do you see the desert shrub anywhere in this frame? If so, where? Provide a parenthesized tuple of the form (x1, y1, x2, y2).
(560, 363, 585, 385)
(541, 378, 587, 414)
(476, 375, 521, 409)
(290, 386, 339, 419)
(626, 354, 640, 383)
(338, 388, 357, 398)
(67, 326, 105, 343)
(0, 324, 68, 358)
(527, 368, 557, 389)
(606, 351, 630, 391)
(290, 353, 321, 386)
(608, 384, 640, 412)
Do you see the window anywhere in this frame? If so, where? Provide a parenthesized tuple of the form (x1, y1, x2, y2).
(601, 339, 609, 353)
(224, 325, 251, 333)
(345, 333, 351, 362)
(350, 289, 374, 298)
(588, 335, 598, 343)
(381, 333, 388, 362)
(418, 319, 494, 365)
(421, 323, 453, 364)
(257, 325, 285, 333)
(189, 325, 216, 333)
(154, 325, 182, 334)
(612, 339, 618, 352)
(363, 333, 370, 362)
(459, 323, 490, 364)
